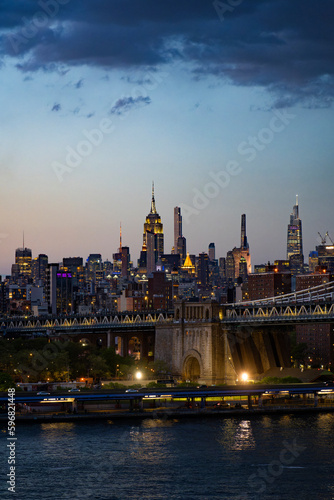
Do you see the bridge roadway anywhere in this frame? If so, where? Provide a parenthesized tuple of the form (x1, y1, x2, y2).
(1, 383, 332, 404)
(1, 282, 334, 334)
(1, 301, 334, 337)
(1, 280, 334, 334)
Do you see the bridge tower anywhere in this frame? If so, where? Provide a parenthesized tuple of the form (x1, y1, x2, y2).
(155, 301, 292, 384)
(155, 301, 235, 384)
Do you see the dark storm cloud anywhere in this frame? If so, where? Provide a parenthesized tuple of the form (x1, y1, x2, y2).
(110, 96, 151, 116)
(74, 78, 83, 89)
(1, 0, 333, 107)
(51, 102, 61, 112)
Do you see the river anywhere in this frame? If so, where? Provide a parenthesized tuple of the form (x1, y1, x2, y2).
(1, 413, 334, 499)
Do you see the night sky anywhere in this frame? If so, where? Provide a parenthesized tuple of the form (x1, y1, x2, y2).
(1, 0, 334, 274)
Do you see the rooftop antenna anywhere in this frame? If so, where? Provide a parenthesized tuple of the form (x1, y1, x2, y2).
(150, 181, 157, 214)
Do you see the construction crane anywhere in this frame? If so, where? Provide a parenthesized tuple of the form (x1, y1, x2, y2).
(325, 232, 334, 245)
(318, 232, 334, 245)
(318, 232, 327, 245)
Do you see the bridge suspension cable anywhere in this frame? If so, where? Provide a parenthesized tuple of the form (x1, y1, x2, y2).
(238, 281, 334, 307)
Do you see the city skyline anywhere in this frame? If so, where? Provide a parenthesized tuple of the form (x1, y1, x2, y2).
(0, 191, 328, 276)
(1, 1, 333, 275)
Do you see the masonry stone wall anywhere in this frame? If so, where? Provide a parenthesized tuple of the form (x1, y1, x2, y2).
(154, 325, 174, 372)
(155, 301, 292, 383)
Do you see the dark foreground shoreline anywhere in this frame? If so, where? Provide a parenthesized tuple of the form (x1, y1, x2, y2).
(1, 405, 334, 424)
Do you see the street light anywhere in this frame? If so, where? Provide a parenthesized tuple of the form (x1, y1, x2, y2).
(135, 371, 142, 380)
(241, 372, 249, 383)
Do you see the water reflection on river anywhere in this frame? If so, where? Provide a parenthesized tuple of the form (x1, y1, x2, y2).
(1, 413, 333, 500)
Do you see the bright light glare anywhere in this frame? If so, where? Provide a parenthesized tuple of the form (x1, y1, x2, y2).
(135, 371, 142, 380)
(241, 372, 249, 382)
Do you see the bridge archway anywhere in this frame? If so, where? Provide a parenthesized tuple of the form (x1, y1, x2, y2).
(182, 350, 203, 382)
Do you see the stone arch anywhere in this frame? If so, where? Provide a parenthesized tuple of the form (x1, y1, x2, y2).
(182, 349, 203, 382)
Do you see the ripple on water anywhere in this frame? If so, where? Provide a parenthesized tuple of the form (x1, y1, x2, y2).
(0, 414, 333, 500)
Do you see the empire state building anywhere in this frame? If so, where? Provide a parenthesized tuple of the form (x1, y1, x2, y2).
(142, 183, 164, 273)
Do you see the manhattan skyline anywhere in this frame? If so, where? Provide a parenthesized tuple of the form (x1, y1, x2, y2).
(0, 192, 327, 276)
(1, 1, 333, 275)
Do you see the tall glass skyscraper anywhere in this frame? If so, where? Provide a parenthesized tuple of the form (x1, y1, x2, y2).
(287, 195, 303, 260)
(241, 213, 248, 250)
(174, 207, 182, 252)
(14, 247, 32, 278)
(230, 214, 251, 280)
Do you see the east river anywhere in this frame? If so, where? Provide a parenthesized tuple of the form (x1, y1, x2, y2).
(1, 413, 334, 500)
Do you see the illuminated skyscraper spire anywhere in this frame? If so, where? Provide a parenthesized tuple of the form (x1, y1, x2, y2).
(142, 183, 164, 272)
(150, 181, 157, 214)
(292, 194, 299, 220)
